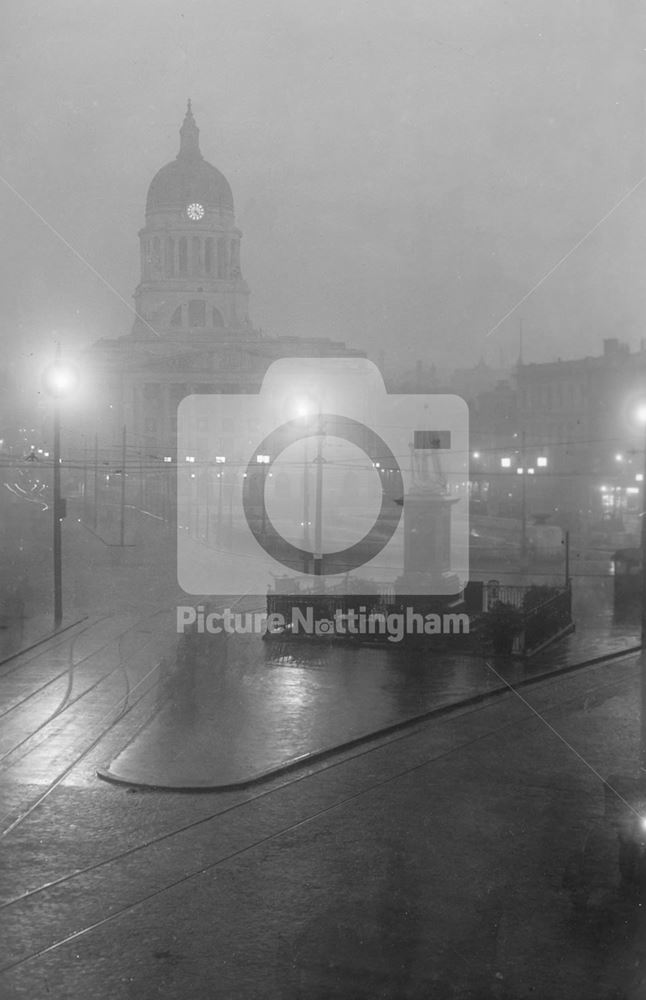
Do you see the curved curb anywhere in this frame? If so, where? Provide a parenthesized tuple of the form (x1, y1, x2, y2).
(96, 643, 642, 793)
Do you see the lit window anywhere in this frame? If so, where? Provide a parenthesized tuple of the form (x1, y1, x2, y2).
(501, 457, 511, 468)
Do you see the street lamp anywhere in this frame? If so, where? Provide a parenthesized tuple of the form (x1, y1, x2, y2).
(500, 438, 548, 565)
(634, 404, 646, 773)
(291, 393, 324, 574)
(42, 355, 79, 628)
(256, 454, 270, 543)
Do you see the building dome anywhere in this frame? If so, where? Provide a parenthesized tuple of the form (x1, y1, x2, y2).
(145, 102, 234, 216)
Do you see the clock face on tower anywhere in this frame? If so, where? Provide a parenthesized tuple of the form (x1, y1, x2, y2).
(186, 202, 204, 221)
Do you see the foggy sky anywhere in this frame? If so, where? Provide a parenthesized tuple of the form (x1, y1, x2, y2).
(1, 0, 645, 380)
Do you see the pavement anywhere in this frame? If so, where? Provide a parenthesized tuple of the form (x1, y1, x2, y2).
(0, 499, 637, 791)
(3, 502, 646, 996)
(97, 611, 641, 789)
(1, 646, 645, 998)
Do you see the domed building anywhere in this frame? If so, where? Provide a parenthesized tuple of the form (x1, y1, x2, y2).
(86, 103, 363, 515)
(133, 100, 250, 339)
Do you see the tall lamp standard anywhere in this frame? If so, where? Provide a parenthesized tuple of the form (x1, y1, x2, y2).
(500, 444, 548, 568)
(635, 404, 646, 773)
(42, 355, 79, 628)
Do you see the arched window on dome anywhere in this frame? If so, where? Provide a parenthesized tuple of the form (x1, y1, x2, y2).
(205, 238, 214, 275)
(179, 237, 188, 276)
(217, 237, 227, 278)
(192, 236, 201, 275)
(188, 299, 206, 327)
(212, 307, 224, 327)
(166, 237, 175, 278)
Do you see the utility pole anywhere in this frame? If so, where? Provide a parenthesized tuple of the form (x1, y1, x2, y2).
(520, 430, 527, 564)
(313, 414, 324, 577)
(640, 424, 646, 772)
(43, 348, 78, 628)
(93, 433, 99, 530)
(119, 425, 127, 547)
(53, 394, 62, 627)
(82, 437, 88, 522)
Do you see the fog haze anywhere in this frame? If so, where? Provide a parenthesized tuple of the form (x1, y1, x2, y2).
(1, 0, 645, 375)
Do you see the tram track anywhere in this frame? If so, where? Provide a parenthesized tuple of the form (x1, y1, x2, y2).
(0, 614, 133, 721)
(0, 652, 637, 976)
(0, 595, 265, 839)
(0, 613, 178, 773)
(0, 657, 166, 839)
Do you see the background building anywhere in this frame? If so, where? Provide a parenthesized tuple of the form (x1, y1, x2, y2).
(515, 338, 646, 530)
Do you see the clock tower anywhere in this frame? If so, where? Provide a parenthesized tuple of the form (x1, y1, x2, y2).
(85, 101, 365, 478)
(132, 101, 250, 339)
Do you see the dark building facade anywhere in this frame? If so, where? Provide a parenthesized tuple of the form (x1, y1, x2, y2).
(514, 338, 646, 529)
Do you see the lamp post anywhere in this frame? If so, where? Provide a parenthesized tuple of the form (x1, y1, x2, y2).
(42, 354, 79, 628)
(500, 440, 548, 569)
(292, 393, 325, 576)
(520, 431, 527, 563)
(256, 454, 270, 545)
(635, 405, 646, 774)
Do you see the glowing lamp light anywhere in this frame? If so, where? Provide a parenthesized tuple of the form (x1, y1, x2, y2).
(293, 397, 314, 419)
(615, 453, 624, 462)
(636, 404, 646, 426)
(42, 361, 79, 398)
(472, 451, 480, 459)
(516, 467, 524, 475)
